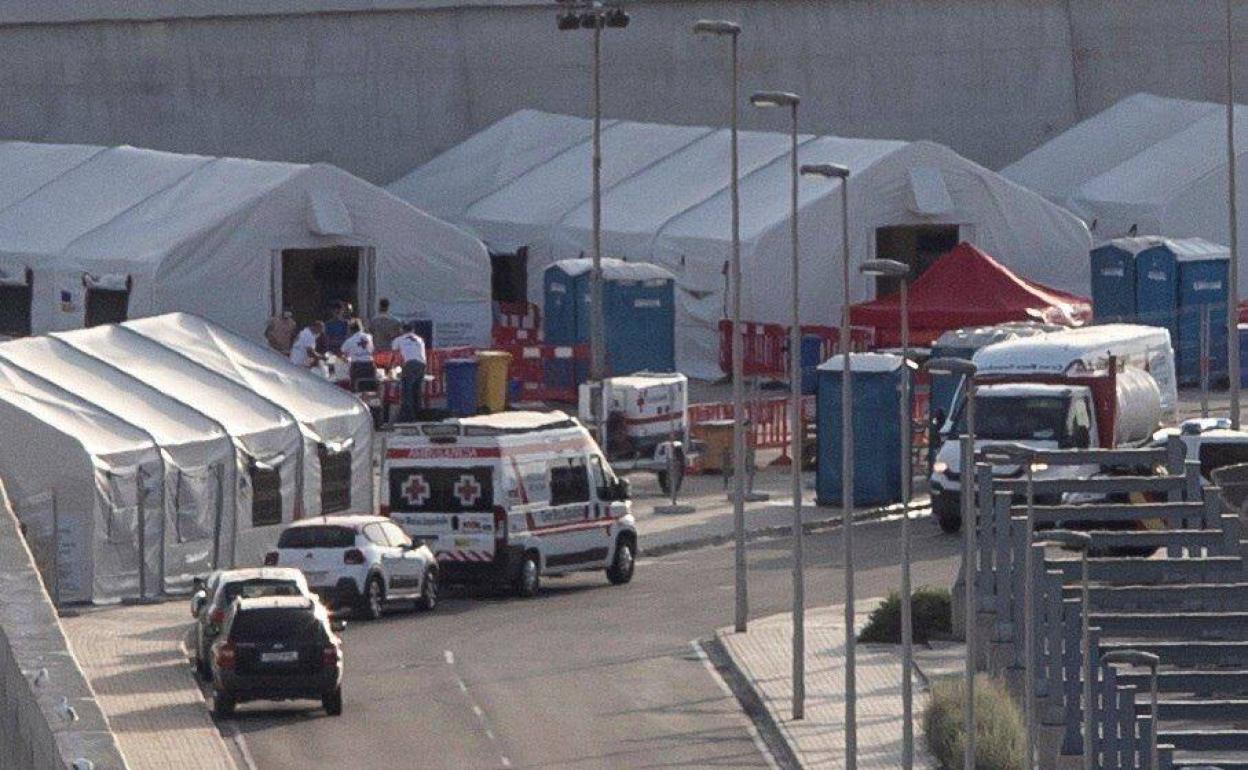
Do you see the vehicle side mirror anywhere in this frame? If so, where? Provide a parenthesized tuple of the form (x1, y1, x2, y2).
(190, 591, 207, 619)
(1073, 425, 1091, 450)
(614, 478, 631, 501)
(330, 619, 347, 633)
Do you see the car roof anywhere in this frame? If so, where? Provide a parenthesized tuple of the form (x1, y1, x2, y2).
(285, 514, 389, 530)
(233, 596, 317, 612)
(215, 567, 307, 585)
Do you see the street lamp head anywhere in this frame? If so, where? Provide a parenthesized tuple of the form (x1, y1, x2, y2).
(922, 357, 977, 377)
(799, 163, 850, 180)
(859, 259, 909, 278)
(1036, 529, 1092, 553)
(1100, 649, 1160, 669)
(605, 8, 630, 28)
(750, 91, 800, 109)
(556, 11, 580, 30)
(693, 19, 740, 36)
(580, 11, 605, 29)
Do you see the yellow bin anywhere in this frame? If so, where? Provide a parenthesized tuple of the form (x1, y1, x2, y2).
(475, 350, 513, 413)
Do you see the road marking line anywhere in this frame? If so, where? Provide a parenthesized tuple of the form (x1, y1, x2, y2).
(227, 722, 260, 770)
(472, 704, 485, 718)
(689, 639, 781, 770)
(501, 757, 512, 768)
(457, 679, 469, 693)
(447, 652, 510, 770)
(444, 649, 455, 665)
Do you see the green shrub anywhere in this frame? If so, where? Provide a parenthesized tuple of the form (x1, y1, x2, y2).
(924, 674, 1024, 770)
(857, 586, 952, 643)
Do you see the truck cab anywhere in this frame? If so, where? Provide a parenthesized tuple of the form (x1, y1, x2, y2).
(929, 383, 1099, 532)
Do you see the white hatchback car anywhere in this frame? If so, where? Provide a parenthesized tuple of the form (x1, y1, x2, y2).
(265, 515, 438, 620)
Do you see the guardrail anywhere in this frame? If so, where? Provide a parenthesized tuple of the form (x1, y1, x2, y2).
(0, 481, 129, 769)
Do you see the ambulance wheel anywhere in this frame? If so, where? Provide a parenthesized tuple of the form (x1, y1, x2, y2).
(514, 553, 541, 598)
(606, 536, 635, 585)
(657, 450, 686, 495)
(358, 575, 385, 620)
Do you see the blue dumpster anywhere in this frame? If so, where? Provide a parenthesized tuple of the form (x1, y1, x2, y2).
(544, 258, 676, 376)
(816, 353, 916, 507)
(444, 358, 478, 416)
(1177, 248, 1230, 385)
(800, 335, 823, 395)
(1240, 325, 1248, 388)
(1089, 241, 1140, 322)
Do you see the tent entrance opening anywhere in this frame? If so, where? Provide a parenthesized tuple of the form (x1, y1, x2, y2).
(0, 269, 32, 337)
(490, 247, 528, 304)
(282, 247, 362, 328)
(873, 225, 960, 296)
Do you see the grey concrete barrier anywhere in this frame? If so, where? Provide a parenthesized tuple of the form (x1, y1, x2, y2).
(0, 480, 128, 770)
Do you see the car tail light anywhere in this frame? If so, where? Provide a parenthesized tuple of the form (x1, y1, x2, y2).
(208, 608, 226, 627)
(264, 551, 279, 566)
(494, 506, 508, 546)
(215, 643, 237, 670)
(322, 645, 340, 667)
(343, 549, 365, 565)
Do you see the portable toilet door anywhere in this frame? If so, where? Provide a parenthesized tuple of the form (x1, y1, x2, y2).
(1177, 254, 1230, 385)
(1089, 242, 1138, 322)
(815, 352, 914, 508)
(543, 263, 581, 346)
(603, 274, 675, 375)
(1134, 243, 1179, 344)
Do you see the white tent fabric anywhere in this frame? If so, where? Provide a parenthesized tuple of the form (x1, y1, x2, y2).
(0, 336, 239, 591)
(389, 110, 1093, 379)
(53, 325, 305, 570)
(1001, 93, 1248, 294)
(0, 142, 492, 348)
(124, 313, 373, 519)
(0, 360, 162, 605)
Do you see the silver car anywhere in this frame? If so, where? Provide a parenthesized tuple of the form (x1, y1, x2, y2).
(190, 567, 312, 679)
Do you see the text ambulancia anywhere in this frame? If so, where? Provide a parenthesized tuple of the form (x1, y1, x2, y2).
(381, 411, 637, 597)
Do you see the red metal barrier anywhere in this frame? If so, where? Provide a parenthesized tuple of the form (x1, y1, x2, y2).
(717, 320, 788, 378)
(498, 342, 590, 403)
(799, 325, 875, 359)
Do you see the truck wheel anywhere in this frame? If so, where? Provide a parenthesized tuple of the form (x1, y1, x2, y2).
(657, 449, 686, 495)
(514, 553, 541, 598)
(606, 536, 636, 585)
(358, 576, 385, 620)
(323, 686, 343, 716)
(213, 691, 235, 719)
(932, 494, 962, 534)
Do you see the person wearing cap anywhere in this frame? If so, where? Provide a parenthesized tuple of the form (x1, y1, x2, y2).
(392, 322, 428, 421)
(341, 319, 376, 390)
(265, 308, 298, 355)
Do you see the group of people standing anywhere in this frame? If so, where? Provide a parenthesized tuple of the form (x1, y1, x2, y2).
(265, 298, 429, 421)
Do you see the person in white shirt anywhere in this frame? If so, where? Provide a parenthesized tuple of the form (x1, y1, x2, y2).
(341, 319, 375, 390)
(392, 323, 428, 421)
(289, 321, 325, 368)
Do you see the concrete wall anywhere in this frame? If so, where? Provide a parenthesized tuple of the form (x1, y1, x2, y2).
(0, 482, 128, 770)
(0, 0, 1237, 184)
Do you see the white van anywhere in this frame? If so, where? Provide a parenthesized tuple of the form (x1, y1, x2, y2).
(380, 411, 637, 597)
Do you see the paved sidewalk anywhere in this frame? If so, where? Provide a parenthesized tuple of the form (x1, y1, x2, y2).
(717, 601, 964, 770)
(61, 601, 237, 770)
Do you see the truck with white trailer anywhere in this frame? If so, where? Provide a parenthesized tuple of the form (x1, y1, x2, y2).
(928, 324, 1174, 532)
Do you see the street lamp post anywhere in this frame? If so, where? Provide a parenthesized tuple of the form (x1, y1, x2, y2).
(801, 161, 853, 762)
(1101, 650, 1161, 770)
(693, 18, 748, 634)
(983, 443, 1043, 770)
(923, 357, 979, 770)
(751, 89, 805, 721)
(1039, 530, 1094, 770)
(860, 258, 914, 769)
(1229, 0, 1242, 429)
(555, 0, 630, 445)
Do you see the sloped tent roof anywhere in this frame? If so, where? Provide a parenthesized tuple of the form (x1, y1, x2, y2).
(1002, 93, 1248, 295)
(0, 142, 491, 347)
(849, 244, 1091, 346)
(125, 312, 373, 517)
(0, 335, 239, 590)
(389, 109, 1091, 379)
(0, 359, 162, 604)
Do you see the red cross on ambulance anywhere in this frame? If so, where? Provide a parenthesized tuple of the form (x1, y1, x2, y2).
(455, 475, 482, 507)
(402, 474, 430, 507)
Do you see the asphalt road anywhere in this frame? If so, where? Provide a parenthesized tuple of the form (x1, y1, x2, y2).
(231, 514, 961, 770)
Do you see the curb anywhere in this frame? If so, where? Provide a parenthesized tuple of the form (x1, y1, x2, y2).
(642, 500, 929, 558)
(701, 634, 804, 770)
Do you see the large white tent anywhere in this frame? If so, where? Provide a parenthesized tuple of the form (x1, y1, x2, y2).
(0, 360, 163, 605)
(0, 142, 492, 348)
(125, 312, 373, 519)
(390, 110, 1092, 378)
(1002, 93, 1248, 294)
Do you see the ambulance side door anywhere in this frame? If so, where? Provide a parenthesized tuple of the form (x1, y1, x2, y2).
(538, 453, 602, 568)
(590, 453, 626, 553)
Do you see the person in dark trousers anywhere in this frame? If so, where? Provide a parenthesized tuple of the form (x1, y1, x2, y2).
(369, 298, 403, 353)
(341, 319, 376, 390)
(393, 322, 428, 422)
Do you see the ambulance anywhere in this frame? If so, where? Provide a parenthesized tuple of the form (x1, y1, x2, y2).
(380, 411, 637, 597)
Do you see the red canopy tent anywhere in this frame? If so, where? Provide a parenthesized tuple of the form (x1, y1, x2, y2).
(849, 242, 1091, 347)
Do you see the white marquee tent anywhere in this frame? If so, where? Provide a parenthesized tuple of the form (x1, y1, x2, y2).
(0, 336, 239, 593)
(0, 142, 492, 348)
(0, 359, 163, 605)
(125, 312, 373, 519)
(1002, 93, 1248, 293)
(390, 110, 1092, 379)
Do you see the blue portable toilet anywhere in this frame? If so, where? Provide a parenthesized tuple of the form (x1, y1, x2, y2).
(544, 258, 676, 376)
(816, 353, 916, 508)
(1089, 241, 1141, 322)
(1134, 239, 1181, 342)
(1240, 325, 1248, 387)
(799, 335, 823, 395)
(1175, 243, 1231, 385)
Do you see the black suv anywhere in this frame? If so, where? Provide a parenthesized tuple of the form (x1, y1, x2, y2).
(210, 596, 344, 718)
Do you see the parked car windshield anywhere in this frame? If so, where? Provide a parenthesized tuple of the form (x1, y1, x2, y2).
(229, 608, 324, 643)
(277, 526, 356, 549)
(953, 395, 1070, 442)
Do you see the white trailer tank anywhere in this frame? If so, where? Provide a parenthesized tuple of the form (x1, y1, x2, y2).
(1114, 366, 1163, 446)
